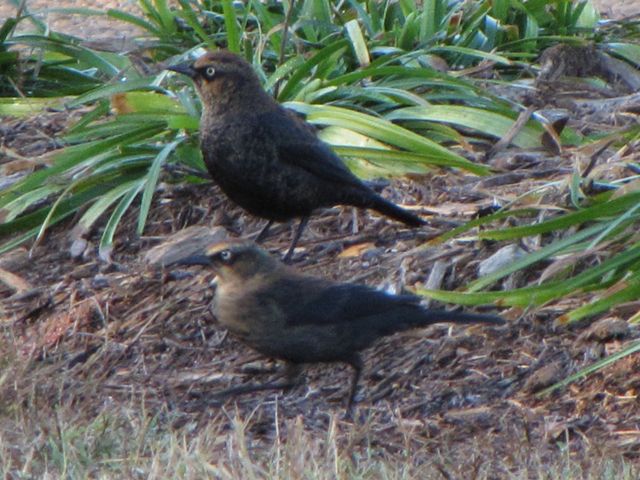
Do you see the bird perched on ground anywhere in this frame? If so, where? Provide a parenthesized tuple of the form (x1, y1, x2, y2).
(179, 240, 505, 412)
(167, 51, 425, 261)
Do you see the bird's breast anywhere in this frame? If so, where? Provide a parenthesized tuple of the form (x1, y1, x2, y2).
(212, 283, 282, 341)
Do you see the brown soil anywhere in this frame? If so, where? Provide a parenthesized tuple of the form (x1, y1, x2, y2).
(0, 1, 143, 44)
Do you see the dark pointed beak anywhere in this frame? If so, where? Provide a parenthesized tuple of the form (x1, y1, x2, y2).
(176, 254, 212, 267)
(167, 62, 197, 78)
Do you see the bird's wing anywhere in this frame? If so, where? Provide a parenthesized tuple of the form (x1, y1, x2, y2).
(258, 109, 365, 189)
(256, 276, 419, 326)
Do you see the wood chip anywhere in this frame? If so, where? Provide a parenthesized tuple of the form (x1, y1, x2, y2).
(144, 226, 228, 267)
(0, 267, 32, 294)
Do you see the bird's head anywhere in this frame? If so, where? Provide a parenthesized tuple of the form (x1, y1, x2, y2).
(177, 240, 281, 283)
(166, 51, 267, 112)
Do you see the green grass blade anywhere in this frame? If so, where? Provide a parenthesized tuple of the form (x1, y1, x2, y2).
(479, 191, 640, 241)
(0, 180, 127, 239)
(538, 340, 640, 397)
(467, 223, 610, 292)
(2, 185, 64, 222)
(0, 97, 66, 117)
(99, 179, 145, 261)
(0, 229, 41, 256)
(76, 181, 136, 235)
(264, 56, 306, 93)
(66, 78, 165, 108)
(222, 0, 241, 53)
(137, 138, 183, 235)
(154, 0, 177, 34)
(387, 105, 543, 148)
(7, 35, 120, 77)
(277, 40, 349, 101)
(345, 19, 370, 67)
(176, 0, 215, 47)
(0, 125, 166, 204)
(426, 241, 640, 308)
(107, 8, 160, 35)
(332, 146, 486, 174)
(560, 277, 640, 324)
(285, 102, 482, 173)
(431, 46, 513, 65)
(606, 42, 640, 66)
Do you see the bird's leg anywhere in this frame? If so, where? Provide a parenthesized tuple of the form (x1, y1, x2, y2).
(280, 362, 303, 387)
(283, 217, 309, 263)
(212, 362, 302, 399)
(345, 354, 364, 416)
(255, 220, 274, 243)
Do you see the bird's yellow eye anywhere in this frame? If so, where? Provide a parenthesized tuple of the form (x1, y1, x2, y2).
(219, 249, 232, 263)
(205, 66, 216, 79)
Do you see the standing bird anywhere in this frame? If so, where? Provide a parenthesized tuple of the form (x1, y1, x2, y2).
(167, 51, 424, 261)
(179, 240, 504, 412)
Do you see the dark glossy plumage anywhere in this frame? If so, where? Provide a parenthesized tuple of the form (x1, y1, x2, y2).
(179, 240, 505, 411)
(168, 51, 424, 259)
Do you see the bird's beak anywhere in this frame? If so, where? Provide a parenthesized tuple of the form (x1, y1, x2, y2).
(176, 254, 212, 267)
(167, 62, 197, 78)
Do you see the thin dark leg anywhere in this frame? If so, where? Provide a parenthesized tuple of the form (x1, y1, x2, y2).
(346, 354, 364, 415)
(282, 362, 303, 386)
(283, 217, 309, 263)
(255, 220, 274, 243)
(212, 362, 302, 399)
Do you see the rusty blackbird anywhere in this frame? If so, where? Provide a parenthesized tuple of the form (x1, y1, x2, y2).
(167, 51, 425, 261)
(179, 240, 504, 411)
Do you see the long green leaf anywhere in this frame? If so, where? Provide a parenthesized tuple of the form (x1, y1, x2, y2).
(467, 223, 610, 292)
(2, 185, 64, 222)
(285, 102, 481, 173)
(99, 179, 145, 261)
(560, 277, 640, 324)
(107, 8, 160, 35)
(77, 181, 141, 235)
(137, 139, 183, 234)
(0, 125, 165, 205)
(66, 78, 166, 108)
(345, 19, 370, 67)
(0, 180, 131, 239)
(538, 340, 640, 397)
(478, 191, 640, 241)
(7, 35, 120, 76)
(277, 40, 350, 101)
(418, 242, 640, 307)
(387, 105, 543, 148)
(222, 0, 241, 53)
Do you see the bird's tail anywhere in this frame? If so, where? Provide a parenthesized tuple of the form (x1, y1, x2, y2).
(373, 307, 504, 338)
(420, 310, 505, 326)
(368, 195, 425, 227)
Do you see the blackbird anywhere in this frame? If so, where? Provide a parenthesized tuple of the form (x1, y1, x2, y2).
(167, 51, 425, 261)
(179, 240, 505, 411)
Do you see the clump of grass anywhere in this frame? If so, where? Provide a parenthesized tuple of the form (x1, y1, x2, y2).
(1, 389, 637, 479)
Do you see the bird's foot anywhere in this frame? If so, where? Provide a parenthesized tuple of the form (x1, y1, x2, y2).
(212, 380, 295, 400)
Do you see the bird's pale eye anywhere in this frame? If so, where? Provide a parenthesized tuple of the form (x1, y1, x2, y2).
(219, 249, 232, 262)
(205, 66, 216, 79)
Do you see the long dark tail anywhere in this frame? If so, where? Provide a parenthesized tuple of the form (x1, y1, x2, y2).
(420, 310, 505, 326)
(372, 306, 505, 338)
(368, 194, 425, 227)
(349, 296, 504, 351)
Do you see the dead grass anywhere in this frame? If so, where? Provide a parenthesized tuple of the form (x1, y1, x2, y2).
(1, 383, 637, 479)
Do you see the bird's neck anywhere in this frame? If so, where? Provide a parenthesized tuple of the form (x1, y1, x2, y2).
(202, 83, 276, 118)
